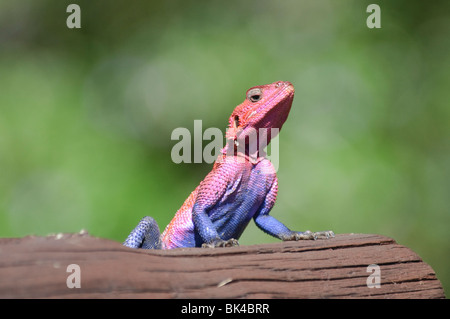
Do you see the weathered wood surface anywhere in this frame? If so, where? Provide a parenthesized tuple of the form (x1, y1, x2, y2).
(0, 233, 444, 299)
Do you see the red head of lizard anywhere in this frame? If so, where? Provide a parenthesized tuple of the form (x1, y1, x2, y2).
(224, 81, 295, 159)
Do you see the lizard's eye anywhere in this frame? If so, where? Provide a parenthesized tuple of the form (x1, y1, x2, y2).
(247, 88, 262, 102)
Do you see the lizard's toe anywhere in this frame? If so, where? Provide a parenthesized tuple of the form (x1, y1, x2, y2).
(285, 230, 335, 241)
(202, 238, 239, 248)
(313, 230, 335, 239)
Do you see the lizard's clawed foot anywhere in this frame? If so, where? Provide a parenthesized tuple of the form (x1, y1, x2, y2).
(311, 230, 335, 239)
(286, 230, 335, 241)
(202, 238, 239, 248)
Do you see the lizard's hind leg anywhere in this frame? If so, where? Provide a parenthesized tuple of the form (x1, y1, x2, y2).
(123, 216, 162, 249)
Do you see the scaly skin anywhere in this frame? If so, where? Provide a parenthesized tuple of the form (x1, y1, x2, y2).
(124, 81, 334, 249)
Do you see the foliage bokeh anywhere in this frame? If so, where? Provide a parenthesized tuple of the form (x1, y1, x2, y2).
(0, 0, 449, 295)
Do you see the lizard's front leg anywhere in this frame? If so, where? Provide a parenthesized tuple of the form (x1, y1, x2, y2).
(191, 160, 246, 248)
(253, 160, 334, 241)
(192, 203, 239, 248)
(254, 212, 335, 241)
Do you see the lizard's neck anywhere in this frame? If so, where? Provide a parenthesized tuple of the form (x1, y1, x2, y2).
(220, 139, 267, 165)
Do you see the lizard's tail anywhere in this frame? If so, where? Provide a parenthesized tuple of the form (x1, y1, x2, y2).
(123, 216, 162, 249)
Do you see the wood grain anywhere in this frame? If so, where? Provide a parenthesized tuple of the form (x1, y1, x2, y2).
(0, 233, 444, 298)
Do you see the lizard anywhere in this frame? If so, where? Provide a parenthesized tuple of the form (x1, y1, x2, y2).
(123, 81, 334, 249)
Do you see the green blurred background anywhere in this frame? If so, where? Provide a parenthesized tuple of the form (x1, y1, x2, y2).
(0, 0, 448, 295)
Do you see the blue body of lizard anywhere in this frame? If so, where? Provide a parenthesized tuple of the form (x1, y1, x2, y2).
(124, 81, 334, 249)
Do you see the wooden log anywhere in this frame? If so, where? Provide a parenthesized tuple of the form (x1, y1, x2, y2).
(0, 232, 444, 299)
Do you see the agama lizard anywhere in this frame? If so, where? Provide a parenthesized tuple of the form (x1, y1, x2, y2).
(124, 81, 334, 249)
